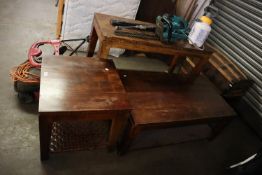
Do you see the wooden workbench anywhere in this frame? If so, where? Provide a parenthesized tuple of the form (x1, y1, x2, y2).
(87, 13, 213, 76)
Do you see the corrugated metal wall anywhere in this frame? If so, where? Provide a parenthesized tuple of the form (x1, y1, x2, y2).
(207, 0, 262, 118)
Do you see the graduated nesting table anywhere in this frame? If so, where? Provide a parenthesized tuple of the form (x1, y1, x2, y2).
(38, 56, 236, 160)
(117, 70, 236, 154)
(38, 56, 130, 160)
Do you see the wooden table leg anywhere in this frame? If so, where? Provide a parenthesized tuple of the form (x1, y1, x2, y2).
(108, 112, 128, 151)
(97, 41, 110, 60)
(87, 24, 98, 57)
(208, 119, 232, 140)
(168, 55, 179, 73)
(168, 55, 186, 74)
(117, 124, 140, 155)
(39, 114, 52, 161)
(191, 56, 209, 79)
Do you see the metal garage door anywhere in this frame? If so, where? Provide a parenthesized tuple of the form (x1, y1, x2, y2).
(207, 0, 262, 119)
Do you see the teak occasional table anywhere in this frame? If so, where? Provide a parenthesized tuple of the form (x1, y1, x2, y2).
(38, 56, 236, 160)
(38, 56, 130, 160)
(87, 13, 213, 75)
(117, 70, 236, 154)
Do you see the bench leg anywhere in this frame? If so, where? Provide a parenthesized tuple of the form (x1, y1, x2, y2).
(117, 123, 141, 155)
(208, 120, 231, 140)
(87, 24, 98, 57)
(97, 41, 110, 60)
(108, 112, 128, 152)
(168, 55, 186, 74)
(168, 55, 179, 73)
(190, 56, 209, 80)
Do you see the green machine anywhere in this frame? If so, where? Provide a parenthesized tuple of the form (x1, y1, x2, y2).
(155, 14, 189, 43)
(111, 14, 189, 43)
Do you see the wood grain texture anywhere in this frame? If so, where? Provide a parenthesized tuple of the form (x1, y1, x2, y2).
(39, 56, 130, 112)
(118, 70, 236, 154)
(38, 56, 131, 160)
(87, 24, 98, 57)
(119, 70, 235, 125)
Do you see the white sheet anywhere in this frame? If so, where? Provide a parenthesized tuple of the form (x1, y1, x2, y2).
(61, 0, 141, 57)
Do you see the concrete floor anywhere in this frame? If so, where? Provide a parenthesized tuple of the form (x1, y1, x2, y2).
(0, 0, 261, 174)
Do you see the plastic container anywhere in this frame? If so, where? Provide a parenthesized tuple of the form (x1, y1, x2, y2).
(188, 16, 212, 47)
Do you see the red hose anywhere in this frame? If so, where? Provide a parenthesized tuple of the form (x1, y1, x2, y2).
(28, 40, 61, 67)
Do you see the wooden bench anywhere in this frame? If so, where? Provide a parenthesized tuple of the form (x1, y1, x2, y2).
(39, 56, 131, 160)
(87, 13, 213, 77)
(117, 70, 236, 154)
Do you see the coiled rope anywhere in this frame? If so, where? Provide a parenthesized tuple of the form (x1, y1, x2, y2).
(10, 61, 40, 84)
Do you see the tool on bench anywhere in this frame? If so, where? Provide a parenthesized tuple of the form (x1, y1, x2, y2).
(112, 19, 157, 40)
(116, 25, 156, 32)
(111, 19, 138, 26)
(114, 30, 158, 40)
(111, 14, 189, 44)
(155, 14, 189, 43)
(111, 19, 156, 32)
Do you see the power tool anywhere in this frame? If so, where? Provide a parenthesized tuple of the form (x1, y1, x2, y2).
(155, 14, 189, 43)
(111, 19, 156, 32)
(111, 14, 188, 43)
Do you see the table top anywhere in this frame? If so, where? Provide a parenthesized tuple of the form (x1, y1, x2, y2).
(39, 56, 235, 124)
(118, 70, 236, 125)
(39, 56, 130, 112)
(93, 13, 213, 57)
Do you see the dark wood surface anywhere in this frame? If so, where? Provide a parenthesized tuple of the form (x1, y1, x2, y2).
(38, 56, 131, 160)
(118, 70, 236, 154)
(39, 56, 130, 112)
(119, 70, 236, 125)
(87, 13, 212, 79)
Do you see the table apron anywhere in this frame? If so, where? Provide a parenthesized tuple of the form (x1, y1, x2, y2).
(103, 39, 212, 58)
(39, 111, 129, 122)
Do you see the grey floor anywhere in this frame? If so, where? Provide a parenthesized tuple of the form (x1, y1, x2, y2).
(0, 0, 261, 175)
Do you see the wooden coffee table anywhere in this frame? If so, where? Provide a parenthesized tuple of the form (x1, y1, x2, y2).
(117, 70, 236, 154)
(38, 56, 130, 160)
(87, 13, 213, 75)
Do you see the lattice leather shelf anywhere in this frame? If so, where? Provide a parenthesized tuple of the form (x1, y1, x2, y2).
(49, 120, 110, 153)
